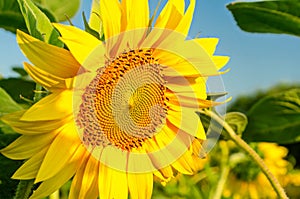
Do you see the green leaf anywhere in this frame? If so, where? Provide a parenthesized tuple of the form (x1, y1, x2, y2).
(17, 0, 63, 46)
(12, 67, 28, 78)
(198, 111, 213, 133)
(36, 0, 80, 22)
(224, 112, 248, 136)
(0, 134, 22, 199)
(88, 0, 104, 40)
(227, 0, 300, 37)
(35, 3, 56, 22)
(82, 12, 101, 40)
(0, 78, 35, 104)
(207, 92, 228, 101)
(0, 87, 23, 134)
(0, 88, 22, 115)
(0, 0, 28, 33)
(0, 0, 79, 34)
(229, 83, 300, 113)
(243, 89, 300, 144)
(197, 111, 224, 141)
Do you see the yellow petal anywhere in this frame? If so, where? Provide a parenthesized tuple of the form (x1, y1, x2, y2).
(145, 125, 191, 171)
(100, 146, 127, 172)
(167, 107, 206, 139)
(155, 41, 218, 77)
(128, 172, 153, 199)
(170, 0, 185, 14)
(29, 145, 85, 199)
(69, 150, 89, 198)
(162, 56, 214, 78)
(69, 153, 90, 198)
(79, 44, 106, 72)
(155, 0, 183, 30)
(100, 0, 121, 39)
(35, 122, 81, 182)
(175, 0, 195, 36)
(113, 1, 149, 49)
(127, 149, 155, 173)
(99, 163, 128, 199)
(140, 28, 179, 51)
(12, 147, 49, 179)
(78, 155, 99, 199)
(150, 124, 176, 150)
(166, 76, 207, 102)
(195, 38, 219, 56)
(89, 0, 102, 35)
(191, 138, 205, 157)
(122, 0, 149, 30)
(212, 56, 230, 71)
(166, 91, 222, 109)
(17, 30, 80, 78)
(144, 130, 178, 169)
(1, 111, 70, 135)
(24, 62, 68, 90)
(21, 90, 73, 121)
(0, 133, 55, 160)
(53, 23, 102, 65)
(29, 156, 81, 199)
(171, 150, 195, 175)
(166, 75, 200, 86)
(159, 57, 201, 78)
(153, 166, 173, 182)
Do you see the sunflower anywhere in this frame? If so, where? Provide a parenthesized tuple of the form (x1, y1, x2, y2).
(223, 142, 290, 199)
(1, 0, 229, 198)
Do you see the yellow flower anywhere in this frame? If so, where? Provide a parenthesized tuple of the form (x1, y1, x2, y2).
(1, 0, 229, 198)
(223, 142, 290, 199)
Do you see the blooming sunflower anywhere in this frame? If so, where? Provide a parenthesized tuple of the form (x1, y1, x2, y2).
(223, 142, 290, 199)
(1, 0, 229, 198)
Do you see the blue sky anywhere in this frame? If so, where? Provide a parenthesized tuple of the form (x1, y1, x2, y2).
(0, 0, 299, 99)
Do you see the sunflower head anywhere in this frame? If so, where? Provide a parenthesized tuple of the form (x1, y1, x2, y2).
(70, 26, 228, 173)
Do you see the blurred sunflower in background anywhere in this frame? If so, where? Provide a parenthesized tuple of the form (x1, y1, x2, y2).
(223, 142, 291, 199)
(0, 0, 229, 198)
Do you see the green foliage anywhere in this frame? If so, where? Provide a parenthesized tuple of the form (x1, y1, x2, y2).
(14, 180, 34, 199)
(227, 0, 300, 37)
(17, 0, 63, 47)
(0, 78, 35, 105)
(153, 174, 206, 199)
(0, 87, 23, 115)
(0, 0, 27, 33)
(0, 87, 24, 134)
(229, 84, 300, 168)
(82, 12, 101, 40)
(198, 111, 248, 140)
(0, 134, 22, 199)
(243, 89, 300, 144)
(34, 0, 80, 22)
(229, 84, 300, 113)
(12, 67, 29, 79)
(231, 153, 261, 182)
(224, 112, 248, 137)
(0, 0, 79, 39)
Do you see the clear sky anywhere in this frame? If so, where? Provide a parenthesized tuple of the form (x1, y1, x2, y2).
(1, 0, 300, 98)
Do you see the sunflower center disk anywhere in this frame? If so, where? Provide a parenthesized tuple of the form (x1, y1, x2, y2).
(77, 49, 168, 151)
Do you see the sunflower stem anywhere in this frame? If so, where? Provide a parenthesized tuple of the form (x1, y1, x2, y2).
(202, 110, 288, 199)
(14, 179, 34, 199)
(33, 83, 43, 102)
(211, 141, 230, 199)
